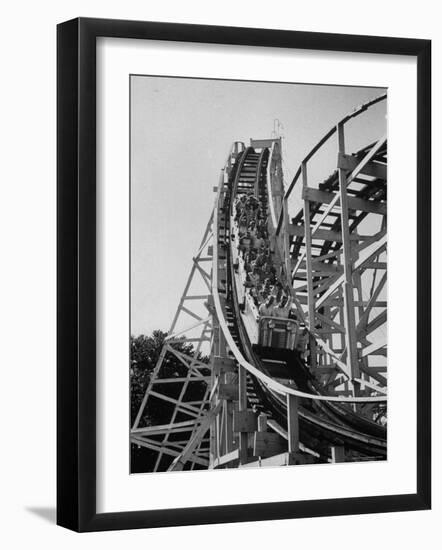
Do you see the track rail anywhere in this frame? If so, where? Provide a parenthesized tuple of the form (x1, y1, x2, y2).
(213, 163, 386, 404)
(213, 146, 386, 459)
(132, 98, 388, 471)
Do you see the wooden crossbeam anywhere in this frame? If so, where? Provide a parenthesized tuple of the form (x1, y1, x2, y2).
(288, 223, 363, 242)
(356, 272, 387, 332)
(152, 376, 212, 384)
(193, 262, 212, 291)
(245, 452, 291, 467)
(167, 337, 211, 343)
(360, 365, 387, 386)
(253, 432, 285, 458)
(313, 336, 350, 378)
(331, 446, 346, 463)
(316, 235, 387, 309)
(131, 436, 209, 467)
(338, 152, 387, 180)
(361, 338, 387, 357)
(147, 390, 206, 415)
(316, 312, 346, 334)
(180, 305, 203, 322)
(132, 423, 197, 437)
(233, 409, 257, 433)
(354, 378, 387, 395)
(164, 317, 211, 342)
(165, 345, 211, 373)
(168, 402, 222, 471)
(303, 187, 386, 215)
(359, 310, 387, 337)
(212, 449, 239, 468)
(287, 394, 300, 453)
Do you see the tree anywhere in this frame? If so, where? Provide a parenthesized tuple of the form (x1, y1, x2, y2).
(130, 330, 210, 472)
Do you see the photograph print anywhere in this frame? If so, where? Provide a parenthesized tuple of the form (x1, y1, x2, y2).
(130, 75, 387, 474)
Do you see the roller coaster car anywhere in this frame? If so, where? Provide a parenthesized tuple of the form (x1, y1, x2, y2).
(257, 315, 300, 351)
(252, 336, 306, 382)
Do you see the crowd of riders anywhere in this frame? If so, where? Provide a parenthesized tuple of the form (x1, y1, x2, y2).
(233, 193, 295, 321)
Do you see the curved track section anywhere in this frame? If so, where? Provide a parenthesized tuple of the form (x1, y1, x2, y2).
(213, 142, 387, 464)
(132, 96, 388, 471)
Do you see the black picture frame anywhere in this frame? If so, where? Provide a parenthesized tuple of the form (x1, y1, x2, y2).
(57, 17, 431, 532)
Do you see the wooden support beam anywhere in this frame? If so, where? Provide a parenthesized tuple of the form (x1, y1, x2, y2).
(233, 409, 257, 433)
(303, 186, 386, 215)
(258, 413, 268, 432)
(361, 338, 387, 357)
(147, 391, 205, 416)
(338, 152, 387, 180)
(354, 377, 387, 395)
(359, 310, 387, 337)
(180, 305, 203, 322)
(212, 449, 239, 469)
(167, 337, 211, 344)
(286, 394, 300, 454)
(287, 453, 315, 465)
(361, 262, 387, 270)
(316, 235, 387, 309)
(167, 346, 211, 370)
(302, 162, 317, 368)
(225, 400, 236, 453)
(218, 383, 238, 401)
(282, 197, 292, 284)
(168, 402, 222, 471)
(324, 376, 346, 390)
(244, 452, 290, 468)
(362, 365, 387, 373)
(338, 136, 387, 186)
(213, 356, 236, 374)
(356, 272, 387, 332)
(316, 312, 346, 334)
(131, 419, 197, 436)
(314, 366, 340, 374)
(331, 446, 346, 463)
(131, 436, 209, 467)
(250, 138, 280, 148)
(288, 223, 363, 242)
(253, 432, 285, 458)
(360, 365, 387, 386)
(152, 376, 211, 384)
(311, 261, 343, 273)
(238, 366, 249, 465)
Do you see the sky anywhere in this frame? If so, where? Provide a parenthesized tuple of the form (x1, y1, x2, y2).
(130, 75, 387, 336)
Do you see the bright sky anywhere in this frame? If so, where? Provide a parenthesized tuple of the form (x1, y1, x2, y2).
(130, 75, 386, 336)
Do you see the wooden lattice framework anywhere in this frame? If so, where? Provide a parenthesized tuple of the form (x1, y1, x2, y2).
(131, 96, 388, 472)
(272, 95, 387, 408)
(131, 214, 216, 471)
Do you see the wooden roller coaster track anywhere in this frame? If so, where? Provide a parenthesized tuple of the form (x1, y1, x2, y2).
(131, 94, 388, 472)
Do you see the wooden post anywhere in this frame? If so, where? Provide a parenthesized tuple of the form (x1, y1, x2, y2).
(272, 139, 284, 218)
(210, 318, 222, 468)
(337, 123, 360, 385)
(258, 413, 267, 432)
(287, 394, 299, 454)
(302, 162, 317, 368)
(282, 197, 292, 286)
(238, 366, 248, 464)
(353, 269, 369, 382)
(225, 400, 235, 454)
(253, 412, 284, 459)
(331, 445, 346, 463)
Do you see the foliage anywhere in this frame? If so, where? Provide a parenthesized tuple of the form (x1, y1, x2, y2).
(130, 330, 209, 472)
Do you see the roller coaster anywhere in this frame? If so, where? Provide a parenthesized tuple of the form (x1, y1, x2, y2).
(131, 94, 388, 472)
